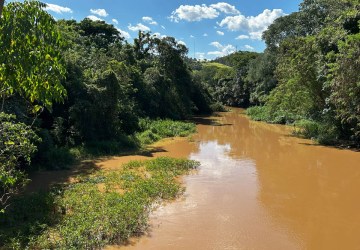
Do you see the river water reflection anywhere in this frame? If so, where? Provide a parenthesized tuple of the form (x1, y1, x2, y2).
(111, 108, 360, 250)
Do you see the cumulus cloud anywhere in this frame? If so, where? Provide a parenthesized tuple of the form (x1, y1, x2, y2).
(208, 41, 236, 57)
(244, 45, 255, 51)
(169, 2, 241, 22)
(236, 34, 250, 40)
(203, 33, 208, 37)
(112, 19, 119, 25)
(128, 23, 151, 32)
(219, 9, 285, 40)
(217, 31, 224, 36)
(170, 4, 219, 22)
(177, 40, 187, 46)
(90, 8, 108, 17)
(87, 15, 103, 21)
(210, 2, 239, 14)
(116, 28, 131, 39)
(196, 52, 206, 60)
(142, 16, 158, 25)
(45, 3, 72, 14)
(161, 25, 166, 29)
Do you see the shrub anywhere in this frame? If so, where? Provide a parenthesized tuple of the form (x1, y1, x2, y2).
(0, 112, 39, 212)
(136, 119, 196, 145)
(294, 119, 340, 145)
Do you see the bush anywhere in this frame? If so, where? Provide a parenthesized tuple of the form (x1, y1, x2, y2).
(210, 102, 228, 112)
(136, 119, 196, 145)
(0, 112, 39, 212)
(294, 119, 340, 145)
(246, 106, 272, 122)
(247, 106, 303, 124)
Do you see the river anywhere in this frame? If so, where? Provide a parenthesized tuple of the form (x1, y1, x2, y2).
(104, 108, 360, 250)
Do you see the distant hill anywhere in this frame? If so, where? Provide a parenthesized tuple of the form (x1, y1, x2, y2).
(212, 51, 259, 69)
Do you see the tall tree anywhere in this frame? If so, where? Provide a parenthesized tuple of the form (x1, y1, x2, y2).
(0, 1, 66, 112)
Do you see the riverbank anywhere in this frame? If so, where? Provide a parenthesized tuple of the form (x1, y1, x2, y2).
(0, 120, 200, 249)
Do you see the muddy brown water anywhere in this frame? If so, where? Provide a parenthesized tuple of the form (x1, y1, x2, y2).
(31, 109, 360, 249)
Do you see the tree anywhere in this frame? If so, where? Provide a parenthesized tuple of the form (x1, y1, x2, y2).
(246, 51, 278, 105)
(0, 1, 66, 211)
(328, 33, 360, 141)
(78, 18, 123, 49)
(0, 113, 39, 212)
(0, 1, 66, 111)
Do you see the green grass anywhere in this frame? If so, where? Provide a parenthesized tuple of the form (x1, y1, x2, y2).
(293, 119, 339, 145)
(246, 106, 303, 124)
(136, 118, 196, 145)
(202, 62, 232, 69)
(0, 157, 200, 249)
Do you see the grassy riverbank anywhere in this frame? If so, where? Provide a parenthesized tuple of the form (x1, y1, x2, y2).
(36, 119, 196, 170)
(0, 119, 198, 248)
(246, 107, 358, 147)
(0, 157, 200, 249)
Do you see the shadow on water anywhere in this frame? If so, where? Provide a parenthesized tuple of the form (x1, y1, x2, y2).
(191, 116, 232, 127)
(26, 160, 101, 193)
(298, 142, 360, 152)
(135, 147, 168, 157)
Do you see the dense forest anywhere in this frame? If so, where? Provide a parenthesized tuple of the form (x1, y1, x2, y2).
(0, 0, 359, 247)
(0, 1, 215, 212)
(195, 0, 359, 147)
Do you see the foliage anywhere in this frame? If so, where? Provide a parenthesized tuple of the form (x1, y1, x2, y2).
(327, 33, 360, 141)
(246, 50, 278, 105)
(0, 113, 39, 212)
(0, 1, 66, 111)
(246, 0, 360, 146)
(136, 119, 196, 145)
(294, 119, 340, 145)
(0, 158, 200, 249)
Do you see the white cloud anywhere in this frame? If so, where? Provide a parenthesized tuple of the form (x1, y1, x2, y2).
(208, 41, 236, 57)
(142, 16, 158, 25)
(196, 52, 206, 60)
(90, 8, 108, 17)
(170, 4, 219, 22)
(116, 28, 131, 39)
(178, 40, 187, 46)
(112, 19, 119, 25)
(45, 3, 72, 14)
(161, 25, 166, 29)
(169, 2, 242, 22)
(87, 15, 103, 21)
(190, 35, 195, 38)
(249, 31, 263, 40)
(217, 31, 224, 36)
(210, 2, 240, 14)
(203, 33, 208, 37)
(236, 34, 250, 40)
(219, 9, 285, 40)
(128, 23, 151, 32)
(244, 45, 255, 51)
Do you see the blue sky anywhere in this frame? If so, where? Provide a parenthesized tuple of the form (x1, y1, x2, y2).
(9, 0, 302, 59)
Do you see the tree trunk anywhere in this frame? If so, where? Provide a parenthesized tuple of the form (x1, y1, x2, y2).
(0, 0, 4, 17)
